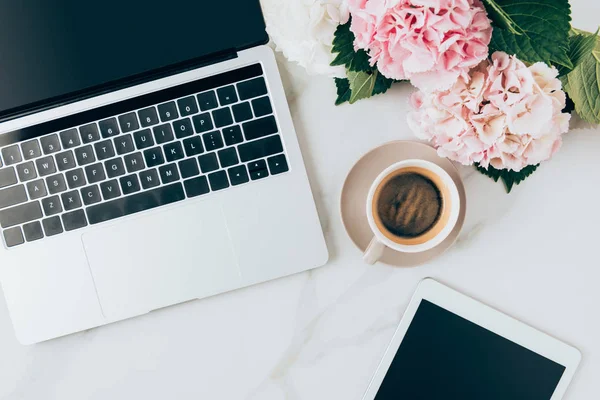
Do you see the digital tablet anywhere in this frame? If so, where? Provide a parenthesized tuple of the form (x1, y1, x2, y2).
(362, 279, 581, 400)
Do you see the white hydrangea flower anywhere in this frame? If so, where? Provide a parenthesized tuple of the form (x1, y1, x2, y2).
(260, 0, 349, 77)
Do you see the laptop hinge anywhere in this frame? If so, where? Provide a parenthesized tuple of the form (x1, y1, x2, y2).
(0, 48, 239, 124)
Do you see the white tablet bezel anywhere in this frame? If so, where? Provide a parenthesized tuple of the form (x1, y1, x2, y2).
(362, 279, 582, 400)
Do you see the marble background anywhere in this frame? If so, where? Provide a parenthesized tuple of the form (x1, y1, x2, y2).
(2, 2, 600, 399)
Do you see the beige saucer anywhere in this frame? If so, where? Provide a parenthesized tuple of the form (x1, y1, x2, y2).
(340, 141, 466, 267)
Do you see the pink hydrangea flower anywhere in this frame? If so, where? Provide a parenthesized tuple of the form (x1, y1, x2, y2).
(348, 0, 492, 91)
(408, 52, 571, 172)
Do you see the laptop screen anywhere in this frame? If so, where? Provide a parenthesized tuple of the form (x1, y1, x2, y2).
(0, 0, 267, 119)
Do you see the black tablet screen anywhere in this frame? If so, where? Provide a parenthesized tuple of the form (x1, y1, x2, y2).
(375, 300, 566, 400)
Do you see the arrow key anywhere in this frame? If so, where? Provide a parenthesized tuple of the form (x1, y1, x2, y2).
(227, 165, 249, 186)
(267, 154, 289, 175)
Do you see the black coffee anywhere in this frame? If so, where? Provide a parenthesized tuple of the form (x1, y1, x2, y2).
(376, 172, 443, 238)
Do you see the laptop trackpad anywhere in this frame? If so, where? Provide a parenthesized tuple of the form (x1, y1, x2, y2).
(82, 200, 242, 320)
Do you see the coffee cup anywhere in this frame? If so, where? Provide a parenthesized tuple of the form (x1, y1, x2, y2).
(363, 159, 461, 264)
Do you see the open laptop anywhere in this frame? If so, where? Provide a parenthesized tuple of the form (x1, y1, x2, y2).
(0, 0, 328, 344)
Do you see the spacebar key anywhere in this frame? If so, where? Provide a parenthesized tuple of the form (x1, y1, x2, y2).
(86, 182, 186, 224)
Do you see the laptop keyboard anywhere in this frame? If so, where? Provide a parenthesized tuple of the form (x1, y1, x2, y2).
(0, 64, 289, 248)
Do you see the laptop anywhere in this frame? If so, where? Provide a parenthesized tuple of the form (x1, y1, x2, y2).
(0, 0, 328, 344)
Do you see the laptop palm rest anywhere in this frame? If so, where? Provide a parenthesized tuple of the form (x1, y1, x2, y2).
(81, 200, 242, 321)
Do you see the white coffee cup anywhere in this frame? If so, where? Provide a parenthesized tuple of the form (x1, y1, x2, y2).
(363, 159, 461, 264)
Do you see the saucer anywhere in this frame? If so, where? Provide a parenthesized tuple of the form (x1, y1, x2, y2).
(340, 141, 467, 267)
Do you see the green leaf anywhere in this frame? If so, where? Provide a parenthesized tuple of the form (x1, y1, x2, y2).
(330, 21, 373, 73)
(372, 73, 394, 97)
(348, 70, 377, 104)
(334, 77, 351, 106)
(483, 0, 573, 71)
(475, 164, 539, 193)
(561, 31, 600, 124)
(482, 0, 523, 35)
(558, 29, 599, 76)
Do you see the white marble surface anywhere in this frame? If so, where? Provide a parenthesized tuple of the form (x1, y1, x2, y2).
(2, 3, 600, 399)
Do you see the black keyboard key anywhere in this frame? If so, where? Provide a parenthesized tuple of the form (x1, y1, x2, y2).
(118, 112, 140, 133)
(40, 134, 61, 154)
(193, 113, 214, 133)
(3, 227, 24, 247)
(252, 96, 273, 117)
(159, 163, 180, 184)
(243, 116, 278, 141)
(140, 169, 160, 189)
(248, 159, 267, 172)
(153, 123, 175, 144)
(198, 153, 219, 173)
(62, 210, 88, 231)
(21, 140, 42, 160)
(202, 131, 224, 151)
(35, 156, 57, 177)
(248, 159, 269, 180)
(164, 142, 184, 162)
(61, 190, 83, 211)
(197, 91, 218, 111)
(114, 134, 135, 155)
(16, 161, 37, 182)
(124, 152, 145, 173)
(0, 201, 43, 228)
(218, 148, 239, 168)
(0, 184, 27, 209)
(228, 165, 249, 186)
(23, 221, 44, 242)
(74, 145, 96, 166)
(134, 129, 154, 149)
(238, 135, 284, 162)
(208, 171, 229, 191)
(42, 216, 63, 237)
(250, 167, 269, 181)
(94, 140, 116, 160)
(217, 85, 238, 106)
(183, 136, 204, 157)
(158, 101, 179, 122)
(81, 185, 102, 205)
(46, 174, 67, 194)
(26, 179, 47, 200)
(105, 158, 126, 178)
(100, 180, 122, 200)
(223, 126, 244, 146)
(184, 176, 210, 198)
(144, 147, 165, 168)
(177, 96, 199, 117)
(0, 167, 17, 188)
(99, 117, 120, 138)
(173, 118, 193, 139)
(87, 182, 186, 224)
(85, 163, 106, 184)
(56, 150, 76, 171)
(42, 195, 63, 216)
(267, 154, 290, 175)
(80, 123, 101, 144)
(237, 77, 268, 100)
(178, 158, 200, 179)
(60, 128, 81, 149)
(120, 174, 141, 195)
(232, 102, 253, 123)
(213, 107, 234, 128)
(138, 107, 159, 127)
(65, 168, 86, 189)
(1, 145, 22, 165)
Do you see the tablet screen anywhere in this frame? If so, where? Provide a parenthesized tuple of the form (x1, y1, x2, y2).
(375, 300, 566, 399)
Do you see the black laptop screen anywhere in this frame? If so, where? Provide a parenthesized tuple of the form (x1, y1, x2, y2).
(0, 0, 267, 118)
